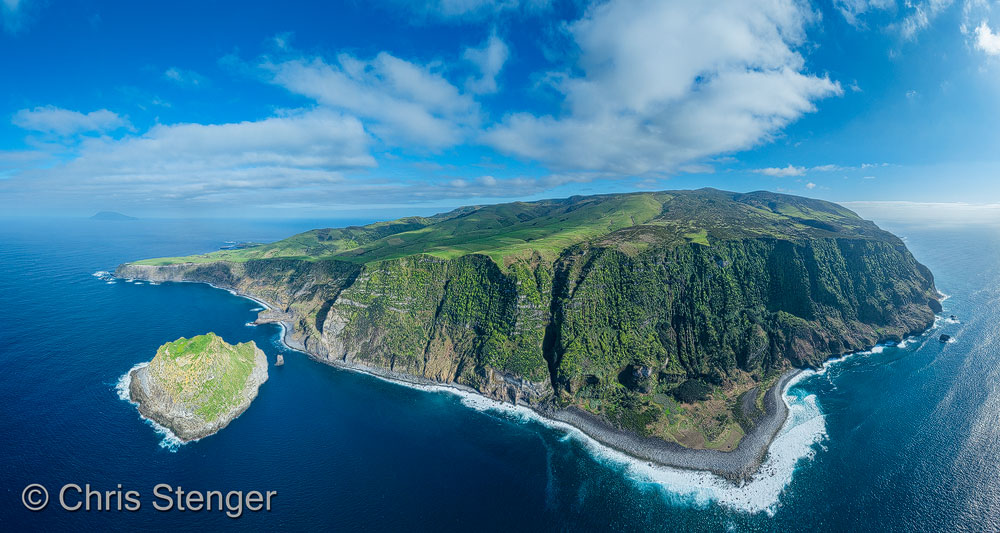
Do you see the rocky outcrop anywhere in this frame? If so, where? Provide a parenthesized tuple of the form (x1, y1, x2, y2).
(127, 333, 268, 441)
(115, 189, 942, 456)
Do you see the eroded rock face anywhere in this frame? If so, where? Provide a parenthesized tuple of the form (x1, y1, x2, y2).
(127, 333, 268, 441)
(116, 189, 942, 448)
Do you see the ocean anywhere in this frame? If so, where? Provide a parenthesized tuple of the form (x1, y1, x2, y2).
(0, 216, 997, 531)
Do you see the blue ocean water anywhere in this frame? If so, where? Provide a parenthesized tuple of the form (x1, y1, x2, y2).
(0, 217, 997, 531)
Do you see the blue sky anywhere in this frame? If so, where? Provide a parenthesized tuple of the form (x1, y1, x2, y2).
(2, 0, 1000, 219)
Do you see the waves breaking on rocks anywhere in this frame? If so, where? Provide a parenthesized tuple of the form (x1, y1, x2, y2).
(115, 362, 186, 451)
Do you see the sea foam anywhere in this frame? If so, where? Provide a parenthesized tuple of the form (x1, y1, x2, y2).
(401, 374, 826, 515)
(115, 363, 186, 451)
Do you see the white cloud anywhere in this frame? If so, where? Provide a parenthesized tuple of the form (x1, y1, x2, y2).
(164, 67, 207, 87)
(834, 0, 895, 27)
(2, 109, 375, 208)
(805, 181, 816, 189)
(404, 0, 550, 20)
(843, 201, 1000, 225)
(753, 162, 884, 176)
(12, 106, 131, 136)
(754, 164, 807, 177)
(975, 21, 1000, 55)
(900, 0, 955, 40)
(265, 53, 479, 150)
(464, 33, 509, 94)
(483, 0, 841, 175)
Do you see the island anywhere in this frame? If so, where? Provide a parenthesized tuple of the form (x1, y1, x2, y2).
(90, 211, 137, 220)
(116, 188, 941, 478)
(127, 333, 268, 441)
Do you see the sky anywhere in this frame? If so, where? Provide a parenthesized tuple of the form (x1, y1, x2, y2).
(2, 0, 1000, 219)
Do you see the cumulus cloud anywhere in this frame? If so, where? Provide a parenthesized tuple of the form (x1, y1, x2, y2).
(805, 181, 816, 189)
(483, 0, 841, 175)
(464, 33, 509, 94)
(1, 109, 375, 208)
(12, 106, 131, 136)
(265, 52, 479, 150)
(975, 21, 1000, 55)
(754, 164, 807, 177)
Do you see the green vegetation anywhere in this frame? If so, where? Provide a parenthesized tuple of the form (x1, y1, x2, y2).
(122, 189, 940, 448)
(673, 379, 712, 403)
(148, 333, 258, 421)
(135, 188, 882, 268)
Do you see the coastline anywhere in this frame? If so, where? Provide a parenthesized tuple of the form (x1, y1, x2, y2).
(543, 370, 801, 481)
(137, 277, 805, 481)
(113, 271, 940, 486)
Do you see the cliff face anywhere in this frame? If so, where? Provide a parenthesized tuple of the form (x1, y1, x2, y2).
(116, 189, 940, 448)
(127, 333, 268, 441)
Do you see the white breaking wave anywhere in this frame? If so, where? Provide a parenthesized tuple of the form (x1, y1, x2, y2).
(115, 363, 186, 451)
(426, 338, 930, 514)
(186, 280, 924, 514)
(407, 375, 823, 515)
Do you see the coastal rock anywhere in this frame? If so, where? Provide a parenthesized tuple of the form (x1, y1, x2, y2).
(115, 189, 941, 477)
(940, 334, 951, 343)
(276, 354, 284, 366)
(128, 333, 268, 441)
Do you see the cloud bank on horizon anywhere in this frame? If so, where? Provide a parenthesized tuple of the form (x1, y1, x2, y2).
(2, 0, 1000, 217)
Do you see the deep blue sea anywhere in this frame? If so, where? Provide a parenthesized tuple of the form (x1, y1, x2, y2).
(1, 216, 998, 531)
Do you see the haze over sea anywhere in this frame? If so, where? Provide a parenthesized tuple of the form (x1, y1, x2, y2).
(0, 216, 997, 531)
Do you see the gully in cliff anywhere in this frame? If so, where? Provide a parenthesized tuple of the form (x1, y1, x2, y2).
(115, 189, 942, 478)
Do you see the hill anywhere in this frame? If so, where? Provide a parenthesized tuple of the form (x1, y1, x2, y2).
(91, 211, 137, 220)
(135, 188, 886, 267)
(127, 333, 268, 441)
(117, 189, 940, 473)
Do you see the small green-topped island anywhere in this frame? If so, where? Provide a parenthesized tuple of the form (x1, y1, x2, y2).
(117, 189, 941, 478)
(127, 333, 269, 441)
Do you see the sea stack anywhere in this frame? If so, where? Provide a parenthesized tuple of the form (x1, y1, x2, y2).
(128, 333, 268, 441)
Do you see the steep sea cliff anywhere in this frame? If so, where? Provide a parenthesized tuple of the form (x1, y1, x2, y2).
(115, 190, 941, 478)
(7, 215, 993, 530)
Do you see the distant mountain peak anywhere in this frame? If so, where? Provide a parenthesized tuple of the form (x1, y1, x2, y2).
(90, 211, 137, 220)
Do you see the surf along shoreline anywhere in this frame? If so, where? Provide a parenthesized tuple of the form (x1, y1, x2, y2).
(114, 268, 824, 482)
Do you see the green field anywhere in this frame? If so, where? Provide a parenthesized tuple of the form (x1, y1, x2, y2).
(125, 188, 936, 446)
(136, 188, 878, 268)
(150, 333, 258, 421)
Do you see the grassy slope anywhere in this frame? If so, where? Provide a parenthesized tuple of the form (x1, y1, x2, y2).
(130, 189, 917, 450)
(135, 189, 886, 267)
(151, 333, 257, 421)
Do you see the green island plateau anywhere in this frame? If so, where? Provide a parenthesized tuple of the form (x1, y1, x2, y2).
(118, 188, 940, 477)
(127, 333, 269, 441)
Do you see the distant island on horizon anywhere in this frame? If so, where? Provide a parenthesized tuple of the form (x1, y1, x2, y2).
(91, 211, 137, 220)
(116, 188, 942, 480)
